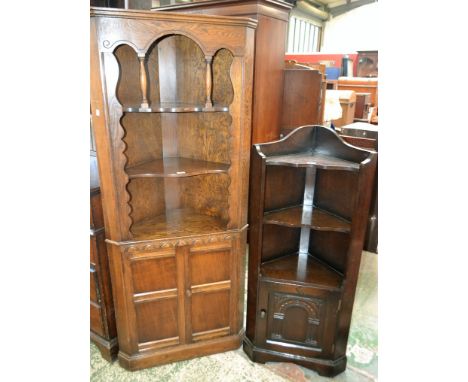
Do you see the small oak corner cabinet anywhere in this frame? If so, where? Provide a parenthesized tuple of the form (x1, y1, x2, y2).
(244, 125, 377, 377)
(90, 7, 256, 370)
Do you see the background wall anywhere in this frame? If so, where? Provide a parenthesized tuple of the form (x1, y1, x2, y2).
(321, 2, 378, 52)
(285, 2, 378, 75)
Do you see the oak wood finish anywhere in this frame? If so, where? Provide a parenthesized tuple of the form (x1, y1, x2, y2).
(90, 152, 118, 361)
(90, 7, 255, 370)
(153, 0, 293, 144)
(245, 125, 376, 376)
(281, 62, 325, 137)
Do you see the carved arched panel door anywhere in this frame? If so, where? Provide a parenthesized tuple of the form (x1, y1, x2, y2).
(256, 281, 340, 358)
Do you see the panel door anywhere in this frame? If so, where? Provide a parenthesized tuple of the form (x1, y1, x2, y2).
(187, 239, 235, 343)
(127, 246, 182, 352)
(256, 280, 339, 357)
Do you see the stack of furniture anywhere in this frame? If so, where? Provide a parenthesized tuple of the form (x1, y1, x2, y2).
(354, 93, 372, 122)
(90, 145, 118, 361)
(245, 125, 377, 376)
(153, 0, 293, 143)
(90, 7, 255, 370)
(326, 90, 356, 127)
(337, 77, 378, 113)
(281, 61, 325, 137)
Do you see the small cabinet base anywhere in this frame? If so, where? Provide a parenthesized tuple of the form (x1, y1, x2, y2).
(243, 336, 347, 377)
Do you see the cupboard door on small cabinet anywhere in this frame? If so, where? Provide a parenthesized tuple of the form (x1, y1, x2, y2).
(257, 281, 338, 357)
(129, 248, 181, 351)
(188, 241, 233, 342)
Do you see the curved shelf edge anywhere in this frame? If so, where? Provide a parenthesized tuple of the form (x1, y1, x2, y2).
(260, 253, 343, 291)
(127, 158, 230, 179)
(265, 153, 360, 172)
(263, 206, 351, 233)
(123, 104, 229, 113)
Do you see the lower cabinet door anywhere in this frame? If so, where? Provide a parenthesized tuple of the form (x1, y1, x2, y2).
(188, 240, 234, 342)
(122, 234, 237, 353)
(128, 246, 182, 352)
(256, 280, 340, 357)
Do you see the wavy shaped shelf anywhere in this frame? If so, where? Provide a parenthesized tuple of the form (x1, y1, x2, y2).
(127, 158, 230, 178)
(265, 152, 359, 171)
(263, 206, 350, 233)
(261, 253, 343, 290)
(131, 209, 227, 241)
(123, 103, 229, 113)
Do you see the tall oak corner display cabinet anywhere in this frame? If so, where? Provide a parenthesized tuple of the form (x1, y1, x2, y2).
(244, 125, 377, 377)
(90, 7, 256, 370)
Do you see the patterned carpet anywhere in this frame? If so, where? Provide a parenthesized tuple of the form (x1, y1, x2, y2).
(91, 251, 377, 381)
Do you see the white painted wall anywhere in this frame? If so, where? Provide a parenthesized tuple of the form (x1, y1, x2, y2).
(321, 3, 378, 52)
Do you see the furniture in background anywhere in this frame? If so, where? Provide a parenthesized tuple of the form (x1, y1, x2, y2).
(337, 77, 378, 110)
(90, 149, 118, 361)
(90, 0, 151, 8)
(339, 122, 378, 253)
(90, 7, 255, 370)
(245, 125, 377, 376)
(326, 90, 356, 127)
(153, 0, 293, 144)
(280, 61, 325, 137)
(356, 50, 378, 78)
(354, 93, 372, 122)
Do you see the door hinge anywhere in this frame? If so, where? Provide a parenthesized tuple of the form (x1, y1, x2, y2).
(337, 299, 342, 312)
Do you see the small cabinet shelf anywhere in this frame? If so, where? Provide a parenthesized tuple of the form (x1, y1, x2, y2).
(245, 125, 376, 377)
(260, 253, 343, 290)
(263, 205, 350, 232)
(265, 152, 359, 171)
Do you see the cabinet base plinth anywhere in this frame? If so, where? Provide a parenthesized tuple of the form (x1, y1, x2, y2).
(118, 332, 243, 371)
(243, 336, 347, 377)
(91, 332, 119, 362)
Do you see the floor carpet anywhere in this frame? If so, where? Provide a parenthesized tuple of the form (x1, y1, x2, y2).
(91, 251, 377, 381)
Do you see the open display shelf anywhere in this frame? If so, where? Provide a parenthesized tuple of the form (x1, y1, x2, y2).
(126, 158, 229, 179)
(123, 103, 229, 113)
(265, 152, 360, 171)
(260, 253, 343, 290)
(245, 125, 376, 377)
(263, 205, 350, 232)
(91, 8, 255, 370)
(130, 209, 227, 241)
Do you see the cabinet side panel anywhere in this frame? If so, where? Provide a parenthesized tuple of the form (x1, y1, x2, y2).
(262, 225, 300, 262)
(177, 113, 231, 164)
(128, 178, 167, 224)
(264, 166, 305, 211)
(179, 174, 230, 222)
(309, 231, 349, 274)
(122, 114, 163, 167)
(314, 170, 358, 221)
(251, 15, 289, 143)
(281, 70, 323, 130)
